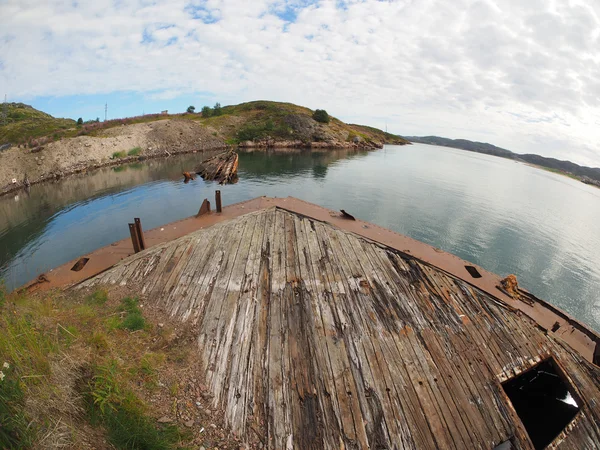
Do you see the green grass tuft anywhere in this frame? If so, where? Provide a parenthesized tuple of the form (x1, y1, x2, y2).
(119, 313, 146, 331)
(86, 289, 108, 306)
(0, 363, 34, 449)
(85, 361, 185, 449)
(112, 151, 126, 159)
(127, 147, 141, 156)
(117, 297, 147, 331)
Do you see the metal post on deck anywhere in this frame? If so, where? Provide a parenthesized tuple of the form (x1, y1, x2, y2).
(129, 223, 141, 253)
(134, 218, 146, 250)
(215, 190, 222, 213)
(196, 199, 211, 217)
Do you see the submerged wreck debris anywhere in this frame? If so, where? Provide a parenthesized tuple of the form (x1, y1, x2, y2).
(194, 150, 239, 184)
(182, 171, 195, 183)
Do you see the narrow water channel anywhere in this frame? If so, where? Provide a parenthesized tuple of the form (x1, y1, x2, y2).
(1, 144, 600, 332)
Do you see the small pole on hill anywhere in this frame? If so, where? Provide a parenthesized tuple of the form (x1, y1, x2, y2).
(2, 94, 7, 126)
(104, 103, 108, 122)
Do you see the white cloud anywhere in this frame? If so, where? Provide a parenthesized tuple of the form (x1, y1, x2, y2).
(1, 0, 599, 165)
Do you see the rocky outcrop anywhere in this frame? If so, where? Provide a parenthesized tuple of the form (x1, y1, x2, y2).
(237, 138, 383, 150)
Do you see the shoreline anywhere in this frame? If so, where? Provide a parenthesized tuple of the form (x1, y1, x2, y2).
(0, 140, 388, 198)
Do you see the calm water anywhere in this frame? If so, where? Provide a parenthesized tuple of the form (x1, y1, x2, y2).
(1, 144, 600, 331)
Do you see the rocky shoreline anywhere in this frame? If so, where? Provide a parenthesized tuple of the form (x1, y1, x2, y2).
(0, 146, 228, 198)
(237, 137, 385, 150)
(0, 137, 388, 198)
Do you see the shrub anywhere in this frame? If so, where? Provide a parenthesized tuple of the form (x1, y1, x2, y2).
(312, 109, 330, 123)
(186, 105, 195, 114)
(77, 118, 83, 126)
(213, 102, 222, 116)
(201, 106, 212, 117)
(112, 151, 126, 159)
(127, 147, 141, 156)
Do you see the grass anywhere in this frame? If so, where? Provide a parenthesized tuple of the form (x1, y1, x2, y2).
(127, 147, 142, 156)
(0, 286, 189, 449)
(0, 362, 33, 449)
(112, 151, 127, 159)
(84, 361, 185, 450)
(117, 297, 147, 331)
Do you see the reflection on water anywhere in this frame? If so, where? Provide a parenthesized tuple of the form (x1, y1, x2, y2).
(1, 144, 600, 332)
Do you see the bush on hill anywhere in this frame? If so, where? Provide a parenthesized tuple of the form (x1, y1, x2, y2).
(312, 109, 330, 123)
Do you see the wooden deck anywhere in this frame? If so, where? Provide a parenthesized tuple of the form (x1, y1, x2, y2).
(78, 206, 600, 449)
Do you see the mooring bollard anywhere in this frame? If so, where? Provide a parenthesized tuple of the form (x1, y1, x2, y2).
(129, 223, 141, 253)
(215, 190, 222, 213)
(134, 218, 146, 250)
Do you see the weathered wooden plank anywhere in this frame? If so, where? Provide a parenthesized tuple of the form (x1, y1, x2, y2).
(223, 211, 267, 435)
(293, 214, 344, 448)
(305, 219, 367, 448)
(248, 208, 276, 443)
(267, 210, 292, 448)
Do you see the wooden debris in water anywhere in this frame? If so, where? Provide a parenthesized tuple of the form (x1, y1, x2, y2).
(195, 150, 239, 184)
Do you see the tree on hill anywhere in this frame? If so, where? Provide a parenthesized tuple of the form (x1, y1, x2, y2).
(77, 117, 83, 126)
(201, 106, 212, 117)
(186, 105, 195, 114)
(312, 109, 330, 123)
(213, 102, 222, 116)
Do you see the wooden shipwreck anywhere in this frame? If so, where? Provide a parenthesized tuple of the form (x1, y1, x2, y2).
(194, 150, 239, 184)
(29, 197, 600, 449)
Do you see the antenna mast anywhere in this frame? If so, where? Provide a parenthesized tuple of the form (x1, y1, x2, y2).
(105, 103, 108, 122)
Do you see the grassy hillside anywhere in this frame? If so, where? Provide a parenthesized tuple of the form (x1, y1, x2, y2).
(0, 103, 76, 145)
(199, 100, 410, 146)
(0, 100, 409, 149)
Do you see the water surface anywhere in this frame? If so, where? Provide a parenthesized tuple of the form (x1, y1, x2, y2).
(1, 144, 599, 331)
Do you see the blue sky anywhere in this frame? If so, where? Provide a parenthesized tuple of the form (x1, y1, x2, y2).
(1, 0, 600, 165)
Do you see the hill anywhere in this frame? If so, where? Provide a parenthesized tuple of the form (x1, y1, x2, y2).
(0, 101, 409, 151)
(0, 103, 76, 146)
(407, 135, 600, 184)
(0, 101, 409, 196)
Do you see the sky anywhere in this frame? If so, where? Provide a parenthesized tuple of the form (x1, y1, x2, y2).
(1, 0, 600, 166)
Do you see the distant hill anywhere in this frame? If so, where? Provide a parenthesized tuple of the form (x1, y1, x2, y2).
(406, 135, 600, 184)
(0, 103, 76, 145)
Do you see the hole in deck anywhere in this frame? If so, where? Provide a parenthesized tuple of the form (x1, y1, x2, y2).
(502, 358, 580, 449)
(71, 257, 89, 272)
(464, 265, 482, 278)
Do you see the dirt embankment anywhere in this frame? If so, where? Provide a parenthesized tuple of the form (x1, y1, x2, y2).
(0, 119, 227, 197)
